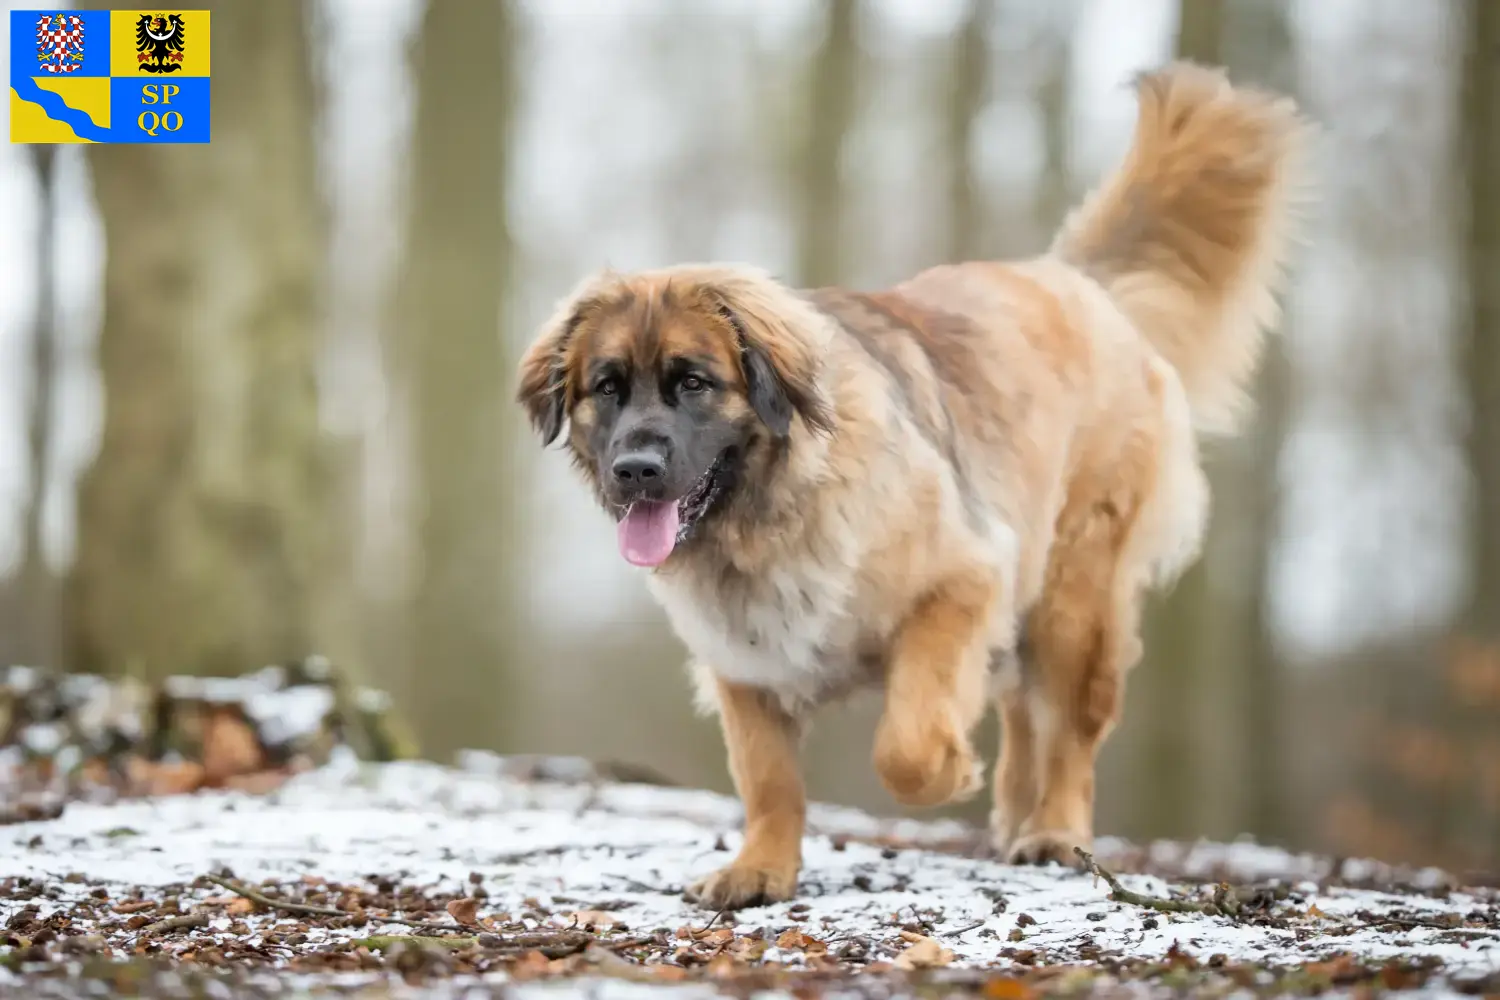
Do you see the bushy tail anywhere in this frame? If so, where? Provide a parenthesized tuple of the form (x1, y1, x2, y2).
(1051, 61, 1312, 436)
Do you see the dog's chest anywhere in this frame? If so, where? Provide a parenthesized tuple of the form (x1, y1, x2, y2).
(648, 559, 867, 706)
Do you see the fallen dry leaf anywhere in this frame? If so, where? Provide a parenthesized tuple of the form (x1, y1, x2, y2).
(226, 898, 256, 916)
(128, 759, 206, 797)
(568, 909, 620, 931)
(201, 708, 264, 784)
(445, 898, 480, 925)
(222, 770, 291, 795)
(695, 927, 733, 947)
(894, 932, 954, 970)
(983, 976, 1038, 1000)
(507, 950, 554, 980)
(705, 952, 742, 978)
(727, 936, 768, 962)
(113, 901, 156, 915)
(1305, 954, 1360, 981)
(1380, 962, 1424, 991)
(774, 928, 827, 953)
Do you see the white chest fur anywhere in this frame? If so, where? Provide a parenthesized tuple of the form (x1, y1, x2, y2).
(647, 555, 868, 713)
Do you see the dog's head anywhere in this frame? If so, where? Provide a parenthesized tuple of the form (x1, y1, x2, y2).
(516, 266, 835, 568)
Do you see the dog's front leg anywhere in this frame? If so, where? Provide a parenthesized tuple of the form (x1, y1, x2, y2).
(873, 574, 996, 808)
(685, 677, 805, 910)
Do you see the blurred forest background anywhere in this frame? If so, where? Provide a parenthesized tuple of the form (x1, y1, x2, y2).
(0, 0, 1496, 877)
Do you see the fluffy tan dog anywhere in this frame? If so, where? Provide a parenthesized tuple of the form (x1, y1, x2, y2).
(516, 62, 1311, 909)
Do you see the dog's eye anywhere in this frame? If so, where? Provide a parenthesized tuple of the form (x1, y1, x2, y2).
(680, 375, 706, 393)
(595, 378, 619, 397)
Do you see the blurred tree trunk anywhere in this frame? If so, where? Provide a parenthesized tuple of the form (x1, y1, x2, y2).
(399, 0, 518, 761)
(795, 0, 860, 287)
(20, 146, 59, 667)
(1464, 0, 1499, 625)
(1127, 0, 1226, 840)
(1033, 13, 1073, 241)
(67, 1, 331, 681)
(1175, 0, 1224, 68)
(1460, 0, 1499, 852)
(944, 0, 990, 263)
(1222, 0, 1296, 846)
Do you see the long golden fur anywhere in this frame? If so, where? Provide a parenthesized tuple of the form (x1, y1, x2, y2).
(517, 62, 1312, 910)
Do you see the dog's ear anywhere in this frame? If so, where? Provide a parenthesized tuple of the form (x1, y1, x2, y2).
(517, 272, 631, 445)
(516, 326, 572, 446)
(706, 282, 834, 440)
(517, 287, 598, 446)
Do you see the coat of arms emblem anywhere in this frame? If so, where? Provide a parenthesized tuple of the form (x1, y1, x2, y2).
(134, 13, 186, 74)
(35, 13, 85, 74)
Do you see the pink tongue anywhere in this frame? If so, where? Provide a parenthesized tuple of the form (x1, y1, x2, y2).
(618, 500, 681, 567)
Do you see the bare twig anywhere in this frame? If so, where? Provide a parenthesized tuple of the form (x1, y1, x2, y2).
(1074, 848, 1222, 916)
(942, 919, 987, 938)
(198, 874, 462, 934)
(693, 903, 729, 939)
(141, 911, 209, 935)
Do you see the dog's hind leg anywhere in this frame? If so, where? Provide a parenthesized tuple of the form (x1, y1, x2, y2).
(1005, 496, 1145, 866)
(990, 636, 1037, 854)
(873, 572, 999, 808)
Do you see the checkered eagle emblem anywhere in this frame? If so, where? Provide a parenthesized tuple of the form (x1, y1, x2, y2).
(35, 12, 85, 74)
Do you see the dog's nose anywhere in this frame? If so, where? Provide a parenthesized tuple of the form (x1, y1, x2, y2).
(612, 451, 666, 486)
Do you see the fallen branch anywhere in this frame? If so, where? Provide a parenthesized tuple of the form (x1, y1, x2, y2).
(141, 911, 209, 935)
(198, 874, 463, 934)
(354, 935, 477, 952)
(354, 930, 658, 960)
(1349, 910, 1494, 937)
(1074, 848, 1236, 917)
(200, 875, 344, 917)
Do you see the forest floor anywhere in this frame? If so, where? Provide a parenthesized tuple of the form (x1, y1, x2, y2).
(0, 752, 1497, 999)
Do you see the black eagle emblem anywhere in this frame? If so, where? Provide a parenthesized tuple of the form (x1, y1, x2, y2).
(134, 13, 185, 74)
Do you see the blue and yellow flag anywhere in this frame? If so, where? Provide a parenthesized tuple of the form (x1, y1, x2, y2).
(10, 9, 210, 143)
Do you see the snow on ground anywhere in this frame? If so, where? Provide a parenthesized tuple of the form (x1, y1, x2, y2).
(0, 752, 1496, 998)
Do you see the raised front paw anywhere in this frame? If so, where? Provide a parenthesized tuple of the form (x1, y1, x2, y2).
(683, 863, 797, 911)
(1006, 828, 1090, 867)
(873, 715, 984, 808)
